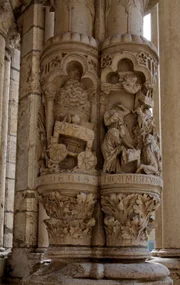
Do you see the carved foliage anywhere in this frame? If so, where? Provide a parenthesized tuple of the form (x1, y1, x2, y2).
(39, 191, 96, 243)
(101, 193, 160, 246)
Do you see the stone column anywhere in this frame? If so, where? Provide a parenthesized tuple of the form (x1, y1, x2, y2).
(44, 7, 54, 43)
(0, 0, 14, 254)
(10, 2, 45, 278)
(4, 48, 20, 249)
(0, 35, 6, 151)
(150, 4, 163, 256)
(0, 50, 11, 251)
(23, 1, 171, 285)
(54, 0, 94, 36)
(152, 1, 180, 284)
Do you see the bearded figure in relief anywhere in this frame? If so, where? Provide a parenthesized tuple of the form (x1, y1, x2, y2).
(54, 67, 91, 125)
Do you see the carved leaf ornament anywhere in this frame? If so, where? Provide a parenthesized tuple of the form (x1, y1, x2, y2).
(101, 193, 160, 244)
(39, 192, 96, 240)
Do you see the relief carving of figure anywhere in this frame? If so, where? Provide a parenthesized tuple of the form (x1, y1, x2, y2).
(101, 128, 125, 173)
(137, 134, 162, 176)
(133, 105, 155, 136)
(104, 103, 133, 147)
(101, 103, 140, 174)
(54, 67, 91, 125)
(39, 64, 97, 174)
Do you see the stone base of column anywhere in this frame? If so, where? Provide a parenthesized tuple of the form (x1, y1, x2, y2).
(151, 256, 180, 285)
(151, 249, 161, 257)
(22, 258, 172, 285)
(0, 251, 8, 278)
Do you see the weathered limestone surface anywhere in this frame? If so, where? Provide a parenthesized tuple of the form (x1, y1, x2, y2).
(5, 48, 20, 249)
(150, 4, 163, 256)
(9, 2, 45, 278)
(0, 0, 174, 284)
(150, 1, 180, 284)
(0, 0, 20, 279)
(21, 1, 171, 285)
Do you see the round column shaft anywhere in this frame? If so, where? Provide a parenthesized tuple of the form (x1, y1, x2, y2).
(105, 0, 144, 36)
(159, 0, 180, 252)
(0, 52, 11, 250)
(54, 0, 95, 36)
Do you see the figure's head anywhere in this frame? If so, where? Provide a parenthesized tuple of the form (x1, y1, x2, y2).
(69, 67, 81, 81)
(145, 134, 154, 145)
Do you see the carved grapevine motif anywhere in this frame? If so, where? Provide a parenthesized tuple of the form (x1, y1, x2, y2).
(101, 193, 160, 245)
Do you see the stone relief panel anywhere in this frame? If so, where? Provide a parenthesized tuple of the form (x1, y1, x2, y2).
(101, 55, 161, 177)
(38, 55, 98, 176)
(36, 40, 98, 247)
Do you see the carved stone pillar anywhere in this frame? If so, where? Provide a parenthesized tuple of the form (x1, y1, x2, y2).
(99, 0, 170, 284)
(37, 0, 98, 258)
(23, 1, 171, 285)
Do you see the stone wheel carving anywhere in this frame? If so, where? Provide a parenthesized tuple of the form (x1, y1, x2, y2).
(78, 151, 97, 170)
(49, 143, 68, 163)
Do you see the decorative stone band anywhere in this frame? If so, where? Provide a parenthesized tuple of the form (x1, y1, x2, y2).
(36, 173, 98, 194)
(37, 173, 98, 246)
(101, 174, 163, 195)
(101, 174, 162, 248)
(45, 245, 151, 260)
(101, 34, 157, 54)
(43, 33, 98, 52)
